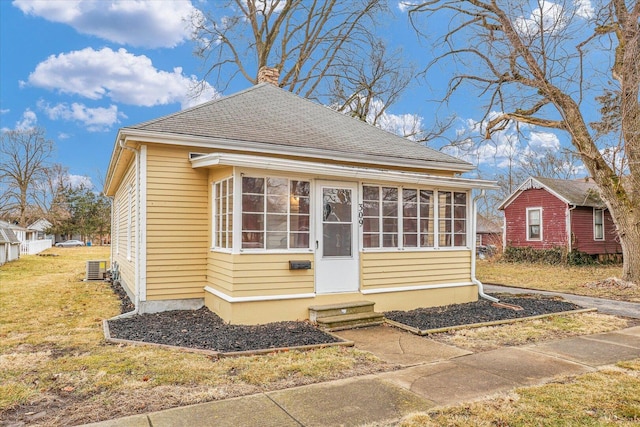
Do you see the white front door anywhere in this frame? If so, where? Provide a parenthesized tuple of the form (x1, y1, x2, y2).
(315, 181, 359, 293)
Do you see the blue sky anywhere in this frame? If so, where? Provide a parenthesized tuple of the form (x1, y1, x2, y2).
(1, 0, 589, 191)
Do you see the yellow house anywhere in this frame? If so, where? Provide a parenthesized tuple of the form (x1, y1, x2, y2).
(104, 72, 496, 325)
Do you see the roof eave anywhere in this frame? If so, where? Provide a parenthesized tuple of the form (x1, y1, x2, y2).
(191, 152, 498, 190)
(117, 128, 475, 174)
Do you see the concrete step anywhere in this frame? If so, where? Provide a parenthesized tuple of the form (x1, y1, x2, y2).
(315, 311, 385, 332)
(308, 301, 375, 323)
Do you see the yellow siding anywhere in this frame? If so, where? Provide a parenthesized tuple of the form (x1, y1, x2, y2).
(361, 250, 472, 290)
(207, 252, 314, 297)
(111, 160, 136, 297)
(205, 284, 477, 325)
(145, 144, 210, 300)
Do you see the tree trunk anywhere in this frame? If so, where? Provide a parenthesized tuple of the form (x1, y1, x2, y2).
(616, 209, 640, 284)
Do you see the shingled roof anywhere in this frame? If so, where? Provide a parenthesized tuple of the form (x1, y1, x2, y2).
(534, 177, 605, 207)
(499, 176, 605, 210)
(122, 83, 472, 171)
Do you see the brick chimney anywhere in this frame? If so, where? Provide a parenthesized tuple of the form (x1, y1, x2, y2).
(257, 66, 280, 86)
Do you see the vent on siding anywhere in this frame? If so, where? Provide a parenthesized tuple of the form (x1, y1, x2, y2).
(86, 260, 108, 281)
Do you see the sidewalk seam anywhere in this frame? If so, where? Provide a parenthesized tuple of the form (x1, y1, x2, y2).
(579, 335, 640, 350)
(263, 392, 305, 427)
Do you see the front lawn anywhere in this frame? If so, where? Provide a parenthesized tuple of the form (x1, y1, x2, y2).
(1, 248, 636, 426)
(0, 247, 387, 426)
(477, 260, 639, 302)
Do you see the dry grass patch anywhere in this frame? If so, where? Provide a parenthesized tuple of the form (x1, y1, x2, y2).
(0, 247, 391, 426)
(429, 312, 630, 352)
(397, 358, 640, 426)
(477, 260, 640, 302)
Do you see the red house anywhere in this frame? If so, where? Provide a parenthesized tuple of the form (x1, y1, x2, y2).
(498, 177, 621, 257)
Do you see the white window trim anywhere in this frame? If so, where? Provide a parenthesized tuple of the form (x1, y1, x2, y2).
(360, 184, 469, 251)
(239, 174, 312, 252)
(593, 208, 605, 241)
(212, 177, 234, 250)
(526, 207, 542, 241)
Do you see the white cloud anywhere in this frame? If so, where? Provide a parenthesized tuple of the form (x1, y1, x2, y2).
(574, 0, 594, 19)
(450, 113, 564, 168)
(26, 47, 218, 109)
(514, 1, 568, 37)
(67, 174, 93, 189)
(16, 109, 38, 130)
(255, 0, 286, 14)
(1, 109, 9, 114)
(37, 100, 125, 132)
(13, 0, 197, 48)
(528, 131, 560, 151)
(337, 97, 426, 140)
(397, 2, 417, 13)
(377, 111, 424, 140)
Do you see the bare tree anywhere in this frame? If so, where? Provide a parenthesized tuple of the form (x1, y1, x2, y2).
(36, 164, 74, 230)
(193, 0, 383, 93)
(0, 127, 54, 226)
(329, 36, 415, 129)
(410, 1, 640, 283)
(191, 0, 420, 128)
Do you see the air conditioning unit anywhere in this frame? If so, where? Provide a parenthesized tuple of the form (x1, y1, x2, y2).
(86, 260, 108, 281)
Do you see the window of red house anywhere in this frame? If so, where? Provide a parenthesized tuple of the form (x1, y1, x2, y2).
(594, 208, 604, 240)
(527, 208, 542, 240)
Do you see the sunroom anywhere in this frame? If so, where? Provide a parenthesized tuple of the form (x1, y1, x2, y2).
(192, 152, 494, 324)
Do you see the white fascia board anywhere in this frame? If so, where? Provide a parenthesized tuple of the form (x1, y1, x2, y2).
(118, 128, 475, 173)
(192, 152, 498, 190)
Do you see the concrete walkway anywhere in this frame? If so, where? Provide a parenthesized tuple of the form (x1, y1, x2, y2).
(83, 323, 640, 427)
(484, 283, 640, 319)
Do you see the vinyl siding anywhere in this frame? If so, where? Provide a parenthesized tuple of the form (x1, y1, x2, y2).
(207, 252, 314, 297)
(361, 250, 472, 290)
(145, 144, 210, 300)
(112, 160, 136, 297)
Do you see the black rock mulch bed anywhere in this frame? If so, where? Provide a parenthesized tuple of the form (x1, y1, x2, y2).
(107, 281, 584, 353)
(385, 296, 583, 331)
(110, 280, 135, 314)
(108, 308, 342, 353)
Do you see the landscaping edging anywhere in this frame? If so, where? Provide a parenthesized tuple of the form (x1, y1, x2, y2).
(102, 318, 354, 358)
(385, 307, 598, 336)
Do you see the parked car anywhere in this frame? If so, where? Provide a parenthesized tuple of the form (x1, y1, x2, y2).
(55, 240, 85, 247)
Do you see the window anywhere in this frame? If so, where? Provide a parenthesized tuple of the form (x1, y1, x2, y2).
(438, 191, 467, 247)
(594, 208, 604, 240)
(213, 177, 233, 249)
(403, 189, 434, 247)
(362, 186, 398, 248)
(241, 176, 310, 250)
(527, 208, 542, 240)
(363, 185, 460, 249)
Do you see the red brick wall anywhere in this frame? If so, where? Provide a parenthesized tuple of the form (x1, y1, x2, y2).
(503, 188, 568, 249)
(570, 207, 622, 255)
